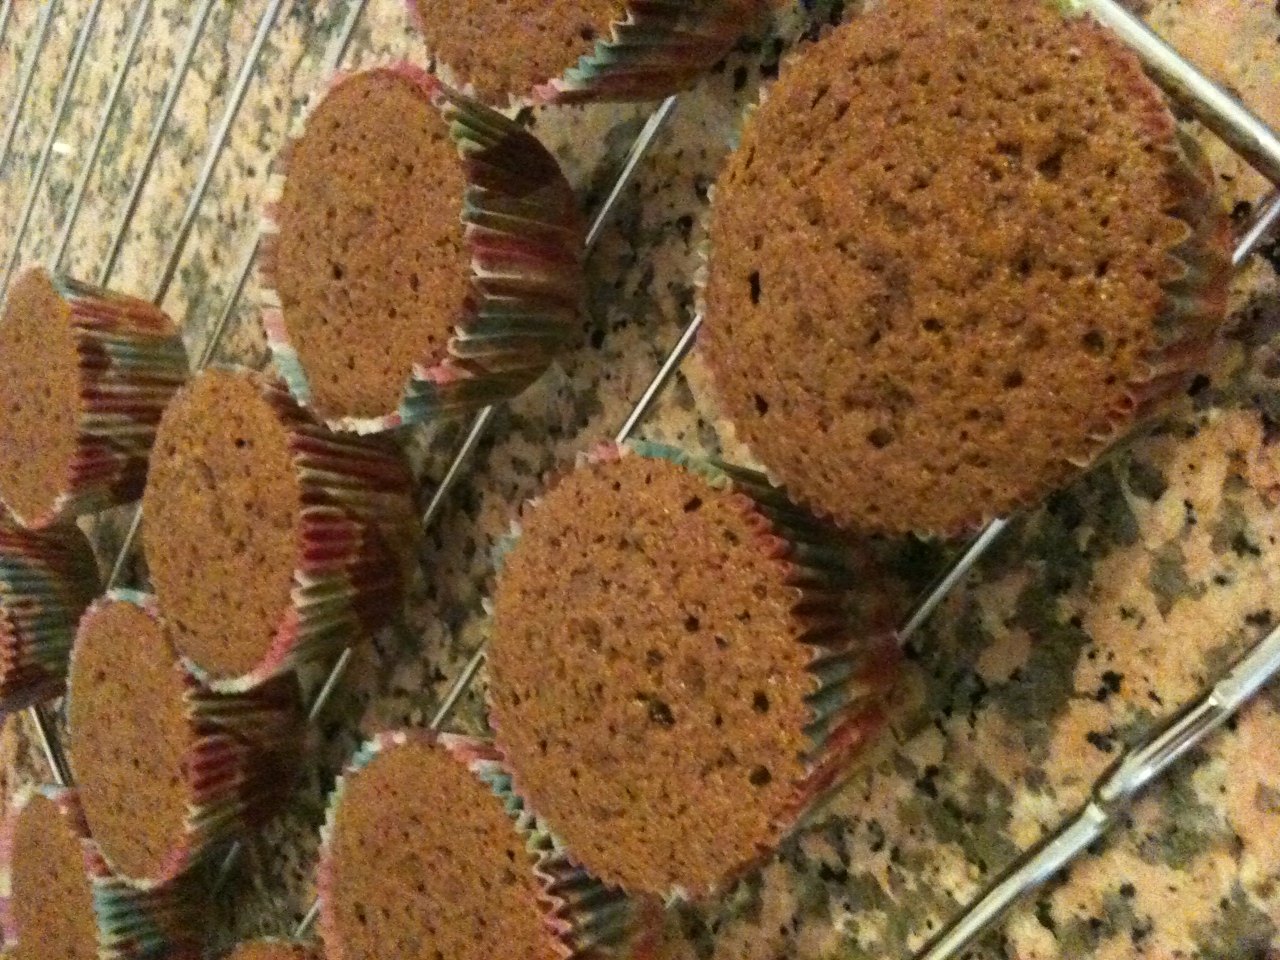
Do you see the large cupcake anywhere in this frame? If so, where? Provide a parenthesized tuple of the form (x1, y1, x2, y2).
(0, 268, 188, 529)
(224, 942, 318, 960)
(66, 592, 303, 888)
(487, 442, 900, 898)
(0, 514, 99, 714)
(0, 784, 200, 959)
(318, 731, 650, 960)
(142, 369, 412, 692)
(407, 0, 772, 107)
(260, 64, 584, 435)
(698, 0, 1233, 537)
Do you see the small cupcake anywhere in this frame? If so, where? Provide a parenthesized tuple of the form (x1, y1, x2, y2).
(259, 64, 584, 435)
(142, 369, 412, 692)
(0, 514, 99, 714)
(487, 442, 900, 899)
(408, 0, 772, 107)
(0, 785, 201, 959)
(0, 267, 188, 530)
(318, 731, 650, 960)
(224, 942, 318, 960)
(66, 592, 304, 888)
(698, 0, 1233, 538)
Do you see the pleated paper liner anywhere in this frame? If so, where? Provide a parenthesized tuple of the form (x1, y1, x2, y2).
(70, 590, 305, 889)
(689, 26, 1234, 539)
(408, 0, 770, 107)
(0, 784, 203, 960)
(176, 372, 413, 695)
(489, 440, 902, 900)
(3, 268, 188, 530)
(259, 63, 583, 436)
(0, 515, 99, 715)
(317, 730, 659, 960)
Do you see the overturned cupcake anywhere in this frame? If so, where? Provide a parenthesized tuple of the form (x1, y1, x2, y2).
(142, 369, 412, 692)
(698, 0, 1233, 538)
(487, 442, 900, 899)
(408, 0, 771, 107)
(260, 64, 583, 434)
(0, 514, 99, 715)
(0, 268, 188, 529)
(0, 784, 202, 959)
(319, 731, 652, 960)
(66, 592, 304, 888)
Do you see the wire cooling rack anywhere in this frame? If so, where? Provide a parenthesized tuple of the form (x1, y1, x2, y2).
(1, 0, 1279, 957)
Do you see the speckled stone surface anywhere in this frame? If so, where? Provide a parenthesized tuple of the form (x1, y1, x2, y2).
(2, 0, 1280, 957)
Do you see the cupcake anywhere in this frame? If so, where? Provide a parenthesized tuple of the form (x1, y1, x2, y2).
(0, 514, 99, 714)
(0, 267, 188, 530)
(259, 64, 584, 434)
(0, 784, 201, 959)
(318, 731, 649, 960)
(66, 592, 303, 887)
(698, 0, 1233, 537)
(407, 0, 772, 107)
(487, 442, 900, 898)
(142, 369, 412, 692)
(224, 942, 318, 960)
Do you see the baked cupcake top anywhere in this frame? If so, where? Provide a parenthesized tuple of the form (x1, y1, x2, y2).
(271, 67, 470, 423)
(320, 735, 551, 960)
(5, 792, 97, 960)
(66, 598, 192, 881)
(411, 0, 622, 105)
(143, 370, 302, 682)
(225, 943, 319, 960)
(0, 268, 82, 527)
(700, 0, 1231, 536)
(488, 450, 817, 894)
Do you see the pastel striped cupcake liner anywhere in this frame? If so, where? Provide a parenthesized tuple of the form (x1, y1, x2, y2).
(73, 591, 304, 889)
(5, 270, 188, 530)
(318, 730, 656, 960)
(0, 784, 202, 959)
(0, 517, 99, 714)
(260, 64, 583, 435)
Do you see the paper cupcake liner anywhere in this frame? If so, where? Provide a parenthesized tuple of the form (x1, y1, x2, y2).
(409, 0, 767, 106)
(259, 64, 583, 435)
(318, 730, 655, 960)
(181, 374, 412, 694)
(0, 518, 100, 714)
(492, 440, 901, 898)
(8, 272, 189, 530)
(74, 591, 304, 889)
(0, 784, 202, 959)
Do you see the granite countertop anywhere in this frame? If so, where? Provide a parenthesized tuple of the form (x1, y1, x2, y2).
(2, 0, 1280, 957)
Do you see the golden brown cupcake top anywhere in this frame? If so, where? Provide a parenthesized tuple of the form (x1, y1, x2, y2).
(225, 942, 319, 960)
(323, 736, 551, 960)
(700, 0, 1230, 536)
(10, 793, 98, 960)
(488, 453, 813, 894)
(0, 268, 81, 528)
(67, 600, 192, 881)
(143, 370, 302, 682)
(273, 67, 470, 421)
(412, 0, 623, 105)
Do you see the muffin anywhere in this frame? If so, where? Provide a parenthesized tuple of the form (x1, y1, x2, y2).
(318, 731, 649, 960)
(407, 0, 771, 106)
(0, 785, 200, 959)
(224, 943, 318, 960)
(66, 592, 303, 887)
(142, 368, 412, 692)
(0, 514, 99, 714)
(698, 0, 1233, 537)
(260, 64, 583, 434)
(487, 442, 900, 898)
(0, 267, 188, 529)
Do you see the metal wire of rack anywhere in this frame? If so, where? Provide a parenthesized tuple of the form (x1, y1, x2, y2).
(0, 0, 1277, 957)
